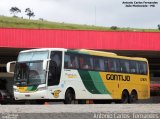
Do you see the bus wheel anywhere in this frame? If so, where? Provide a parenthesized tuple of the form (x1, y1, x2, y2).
(121, 90, 129, 104)
(129, 91, 138, 103)
(64, 89, 75, 104)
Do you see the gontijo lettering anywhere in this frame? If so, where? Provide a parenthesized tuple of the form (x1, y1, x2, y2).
(106, 74, 130, 81)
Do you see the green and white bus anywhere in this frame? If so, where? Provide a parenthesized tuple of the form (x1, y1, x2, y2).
(7, 48, 150, 104)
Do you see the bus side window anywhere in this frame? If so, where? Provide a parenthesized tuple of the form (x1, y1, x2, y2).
(99, 58, 105, 71)
(120, 60, 130, 73)
(104, 59, 109, 72)
(79, 55, 93, 70)
(130, 61, 139, 74)
(93, 57, 105, 71)
(64, 54, 79, 69)
(108, 59, 117, 72)
(64, 54, 70, 68)
(70, 55, 79, 68)
(116, 59, 121, 72)
(79, 57, 84, 69)
(138, 62, 147, 75)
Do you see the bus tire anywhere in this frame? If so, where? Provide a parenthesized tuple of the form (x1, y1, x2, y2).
(121, 90, 129, 104)
(129, 90, 138, 103)
(64, 89, 75, 104)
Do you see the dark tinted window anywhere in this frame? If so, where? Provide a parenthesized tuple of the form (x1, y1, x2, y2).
(116, 59, 121, 72)
(79, 55, 93, 70)
(64, 53, 79, 69)
(108, 59, 117, 72)
(120, 60, 130, 73)
(104, 58, 120, 72)
(104, 59, 109, 72)
(138, 62, 148, 75)
(93, 57, 105, 71)
(64, 52, 148, 75)
(129, 61, 139, 74)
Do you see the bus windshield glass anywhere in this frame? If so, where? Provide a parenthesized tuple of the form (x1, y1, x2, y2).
(14, 51, 49, 86)
(18, 51, 49, 62)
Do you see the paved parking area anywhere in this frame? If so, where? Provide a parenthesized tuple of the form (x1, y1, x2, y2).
(0, 96, 160, 119)
(0, 104, 160, 119)
(1, 104, 160, 113)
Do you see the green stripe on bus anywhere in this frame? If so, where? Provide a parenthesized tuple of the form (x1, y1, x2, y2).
(67, 50, 89, 55)
(78, 70, 101, 94)
(89, 71, 110, 94)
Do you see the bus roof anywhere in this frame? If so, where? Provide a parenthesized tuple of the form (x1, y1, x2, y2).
(20, 48, 68, 53)
(68, 49, 148, 62)
(20, 48, 148, 62)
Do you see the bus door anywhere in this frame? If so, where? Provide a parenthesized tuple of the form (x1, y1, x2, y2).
(47, 51, 62, 99)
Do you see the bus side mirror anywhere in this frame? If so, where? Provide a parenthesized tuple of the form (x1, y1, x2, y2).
(43, 59, 50, 71)
(7, 61, 16, 74)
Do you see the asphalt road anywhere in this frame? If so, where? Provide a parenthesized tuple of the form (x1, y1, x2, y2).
(0, 104, 160, 119)
(0, 96, 160, 119)
(1, 104, 160, 113)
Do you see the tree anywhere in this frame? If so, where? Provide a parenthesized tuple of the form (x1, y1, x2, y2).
(158, 24, 160, 30)
(25, 8, 35, 19)
(110, 26, 118, 30)
(10, 7, 21, 17)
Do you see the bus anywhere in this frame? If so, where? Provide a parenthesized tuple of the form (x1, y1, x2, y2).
(7, 48, 150, 104)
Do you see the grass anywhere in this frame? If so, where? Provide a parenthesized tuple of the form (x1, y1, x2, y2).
(0, 16, 159, 32)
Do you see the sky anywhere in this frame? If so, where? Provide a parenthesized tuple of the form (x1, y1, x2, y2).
(0, 0, 160, 29)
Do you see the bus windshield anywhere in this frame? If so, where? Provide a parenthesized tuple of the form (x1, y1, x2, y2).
(18, 51, 49, 62)
(14, 61, 46, 86)
(14, 51, 49, 86)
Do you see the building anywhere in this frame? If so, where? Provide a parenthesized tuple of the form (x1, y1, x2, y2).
(0, 28, 160, 97)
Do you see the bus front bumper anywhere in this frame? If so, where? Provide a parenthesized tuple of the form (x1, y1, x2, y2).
(14, 90, 47, 100)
